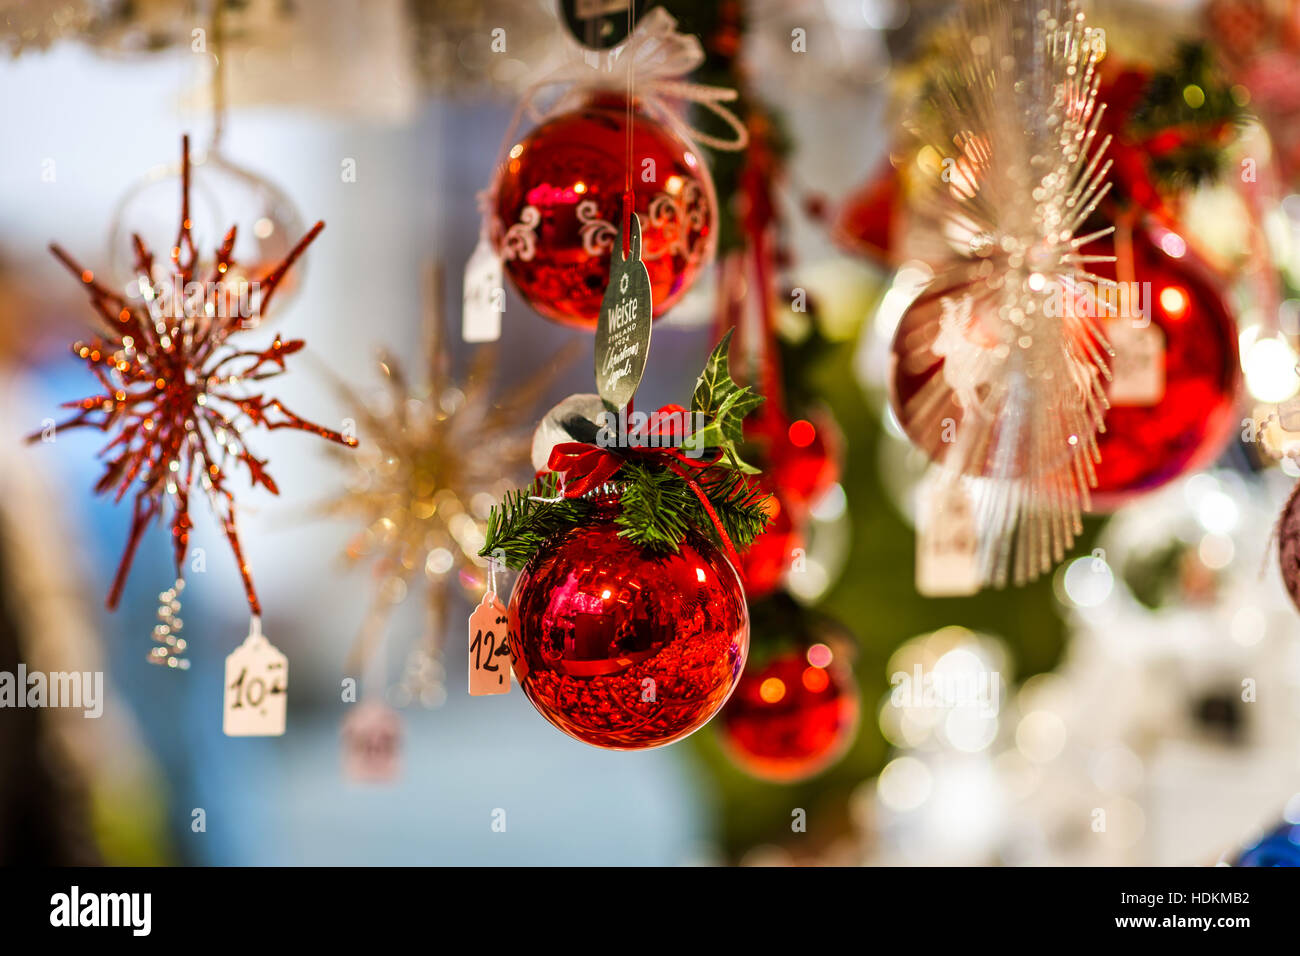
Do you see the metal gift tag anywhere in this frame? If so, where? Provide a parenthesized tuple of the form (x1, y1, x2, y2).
(594, 213, 653, 412)
(558, 0, 644, 50)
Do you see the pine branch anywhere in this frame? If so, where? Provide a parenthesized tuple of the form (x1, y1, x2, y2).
(479, 473, 592, 570)
(615, 461, 694, 552)
(697, 467, 773, 551)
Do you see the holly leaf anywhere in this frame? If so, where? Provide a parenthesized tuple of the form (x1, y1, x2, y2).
(713, 385, 764, 446)
(692, 328, 742, 415)
(689, 329, 764, 466)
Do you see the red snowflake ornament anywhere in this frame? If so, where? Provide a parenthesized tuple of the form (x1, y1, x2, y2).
(33, 136, 355, 645)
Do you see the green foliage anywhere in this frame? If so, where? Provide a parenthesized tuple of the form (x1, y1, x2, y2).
(694, 466, 773, 551)
(685, 329, 764, 472)
(479, 460, 774, 568)
(614, 461, 696, 552)
(479, 331, 772, 568)
(1129, 41, 1247, 191)
(479, 473, 593, 571)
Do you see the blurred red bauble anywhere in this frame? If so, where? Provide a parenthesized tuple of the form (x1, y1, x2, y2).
(832, 158, 901, 268)
(507, 505, 747, 749)
(720, 634, 859, 783)
(1090, 221, 1240, 508)
(738, 484, 802, 600)
(493, 95, 715, 329)
(746, 410, 842, 514)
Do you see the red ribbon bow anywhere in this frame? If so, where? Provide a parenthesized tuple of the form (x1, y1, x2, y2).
(543, 404, 747, 575)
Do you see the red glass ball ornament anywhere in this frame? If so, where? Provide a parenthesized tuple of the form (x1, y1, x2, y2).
(745, 410, 842, 514)
(507, 507, 748, 749)
(738, 485, 802, 600)
(721, 644, 859, 783)
(493, 95, 715, 329)
(1089, 223, 1240, 508)
(887, 221, 1239, 504)
(832, 158, 902, 268)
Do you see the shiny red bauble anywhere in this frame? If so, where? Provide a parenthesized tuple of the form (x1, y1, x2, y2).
(492, 96, 715, 329)
(1090, 221, 1240, 507)
(720, 642, 859, 783)
(506, 505, 748, 749)
(887, 220, 1240, 505)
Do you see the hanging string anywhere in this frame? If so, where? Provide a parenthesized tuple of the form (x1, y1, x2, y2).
(208, 0, 227, 155)
(621, 0, 637, 259)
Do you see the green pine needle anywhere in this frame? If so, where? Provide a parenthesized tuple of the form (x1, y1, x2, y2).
(479, 332, 774, 568)
(479, 472, 593, 570)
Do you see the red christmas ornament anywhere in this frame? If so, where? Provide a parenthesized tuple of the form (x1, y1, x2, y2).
(1090, 221, 1241, 507)
(1278, 478, 1300, 614)
(832, 158, 902, 268)
(493, 95, 715, 329)
(745, 409, 842, 515)
(507, 504, 748, 749)
(720, 637, 859, 783)
(736, 482, 802, 600)
(888, 218, 1239, 508)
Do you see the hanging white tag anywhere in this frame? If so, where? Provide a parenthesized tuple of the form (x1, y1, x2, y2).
(916, 477, 982, 597)
(1107, 320, 1165, 407)
(468, 591, 511, 695)
(223, 621, 288, 737)
(462, 235, 504, 343)
(1278, 396, 1300, 432)
(341, 700, 403, 783)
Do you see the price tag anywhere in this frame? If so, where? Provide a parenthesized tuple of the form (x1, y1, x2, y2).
(915, 477, 982, 597)
(1107, 320, 1165, 407)
(468, 591, 511, 695)
(462, 235, 504, 342)
(341, 701, 402, 783)
(594, 213, 652, 411)
(223, 625, 288, 737)
(1278, 396, 1300, 432)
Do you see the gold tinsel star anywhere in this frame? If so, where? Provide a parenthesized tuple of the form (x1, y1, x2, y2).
(322, 264, 577, 704)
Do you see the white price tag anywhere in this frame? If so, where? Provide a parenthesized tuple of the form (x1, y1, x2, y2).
(223, 624, 288, 737)
(462, 236, 504, 342)
(468, 591, 511, 695)
(916, 478, 982, 597)
(1278, 395, 1300, 432)
(1107, 320, 1165, 407)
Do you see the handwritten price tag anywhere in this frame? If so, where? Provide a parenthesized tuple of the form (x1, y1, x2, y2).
(462, 235, 504, 343)
(594, 213, 652, 410)
(915, 476, 982, 597)
(1107, 320, 1165, 407)
(468, 591, 511, 695)
(223, 626, 288, 736)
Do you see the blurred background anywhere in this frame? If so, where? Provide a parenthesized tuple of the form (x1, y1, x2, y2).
(2, 0, 1300, 866)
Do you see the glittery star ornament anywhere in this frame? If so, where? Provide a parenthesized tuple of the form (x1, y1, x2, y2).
(322, 265, 577, 705)
(33, 135, 355, 666)
(889, 0, 1116, 587)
